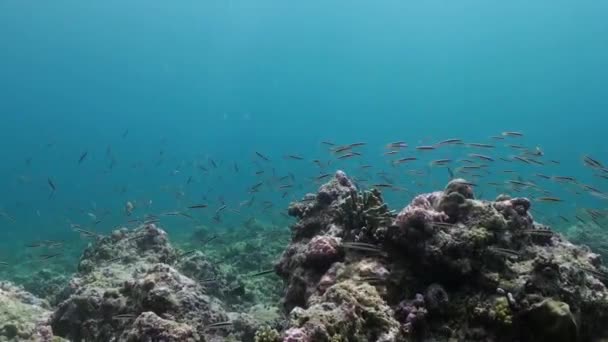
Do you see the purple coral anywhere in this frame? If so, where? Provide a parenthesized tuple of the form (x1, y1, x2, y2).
(283, 327, 310, 342)
(395, 294, 428, 333)
(304, 236, 341, 267)
(393, 193, 449, 230)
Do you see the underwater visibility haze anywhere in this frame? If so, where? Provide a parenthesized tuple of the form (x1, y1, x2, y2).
(0, 1, 607, 341)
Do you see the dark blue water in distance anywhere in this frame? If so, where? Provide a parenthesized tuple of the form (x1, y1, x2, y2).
(0, 0, 607, 280)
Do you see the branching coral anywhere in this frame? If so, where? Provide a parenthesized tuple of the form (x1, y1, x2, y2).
(340, 189, 393, 231)
(254, 325, 280, 342)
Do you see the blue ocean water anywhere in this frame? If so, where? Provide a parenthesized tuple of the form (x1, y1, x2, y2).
(0, 1, 607, 276)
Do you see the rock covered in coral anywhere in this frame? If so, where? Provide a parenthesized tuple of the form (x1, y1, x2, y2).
(0, 281, 57, 342)
(318, 170, 357, 205)
(254, 325, 281, 342)
(126, 263, 227, 328)
(50, 223, 259, 342)
(51, 261, 228, 341)
(120, 311, 199, 341)
(303, 235, 342, 267)
(388, 179, 541, 283)
(278, 171, 396, 311)
(282, 327, 309, 342)
(278, 171, 403, 341)
(276, 171, 608, 342)
(286, 280, 400, 341)
(395, 293, 428, 334)
(77, 223, 177, 274)
(519, 298, 578, 342)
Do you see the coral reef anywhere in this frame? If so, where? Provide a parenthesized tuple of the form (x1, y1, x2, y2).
(3, 170, 608, 342)
(0, 281, 57, 342)
(276, 171, 608, 341)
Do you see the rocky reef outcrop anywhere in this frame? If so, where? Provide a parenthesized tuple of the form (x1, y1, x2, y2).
(276, 171, 608, 341)
(50, 223, 261, 342)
